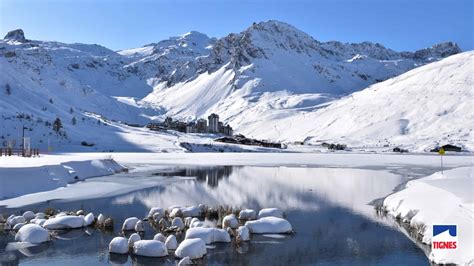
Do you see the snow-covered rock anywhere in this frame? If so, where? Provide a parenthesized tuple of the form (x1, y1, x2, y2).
(13, 223, 25, 231)
(237, 226, 250, 241)
(4, 29, 26, 42)
(30, 218, 46, 226)
(7, 215, 26, 226)
(153, 233, 166, 242)
(165, 235, 178, 250)
(222, 214, 239, 229)
(122, 217, 139, 231)
(97, 213, 105, 225)
(22, 211, 35, 221)
(134, 220, 145, 232)
(238, 209, 257, 220)
(109, 237, 129, 254)
(43, 215, 85, 229)
(15, 224, 49, 244)
(35, 213, 45, 219)
(258, 208, 284, 219)
(133, 240, 168, 257)
(148, 207, 165, 219)
(185, 227, 230, 244)
(184, 217, 193, 227)
(128, 233, 141, 248)
(169, 208, 183, 218)
(181, 206, 201, 217)
(172, 217, 185, 230)
(175, 239, 207, 259)
(83, 213, 94, 226)
(245, 217, 292, 234)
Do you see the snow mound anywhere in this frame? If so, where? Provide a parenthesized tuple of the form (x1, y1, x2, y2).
(122, 217, 139, 231)
(222, 214, 239, 229)
(15, 224, 49, 244)
(43, 215, 85, 229)
(7, 215, 26, 226)
(133, 240, 168, 257)
(237, 226, 250, 241)
(258, 208, 284, 219)
(245, 217, 292, 234)
(153, 233, 166, 242)
(148, 207, 165, 218)
(172, 217, 185, 230)
(238, 209, 257, 220)
(185, 227, 230, 244)
(165, 235, 178, 250)
(128, 233, 141, 248)
(175, 238, 207, 259)
(83, 213, 94, 226)
(109, 237, 129, 254)
(22, 211, 35, 221)
(181, 206, 202, 217)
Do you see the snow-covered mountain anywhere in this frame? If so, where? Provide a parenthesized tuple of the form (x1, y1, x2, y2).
(128, 21, 461, 122)
(0, 21, 470, 152)
(247, 51, 473, 152)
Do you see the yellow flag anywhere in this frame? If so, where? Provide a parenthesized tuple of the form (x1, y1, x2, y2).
(438, 147, 445, 155)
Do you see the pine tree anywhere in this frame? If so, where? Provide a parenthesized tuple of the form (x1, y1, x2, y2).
(53, 118, 62, 132)
(49, 98, 53, 104)
(69, 107, 74, 114)
(72, 117, 76, 125)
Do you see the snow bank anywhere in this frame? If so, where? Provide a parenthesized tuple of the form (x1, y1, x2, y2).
(245, 217, 292, 234)
(15, 224, 50, 244)
(175, 239, 207, 259)
(258, 208, 284, 219)
(109, 237, 129, 254)
(185, 227, 230, 244)
(0, 158, 126, 199)
(133, 240, 168, 257)
(383, 166, 474, 265)
(43, 215, 85, 230)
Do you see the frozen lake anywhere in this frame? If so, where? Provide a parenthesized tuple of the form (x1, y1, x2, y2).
(0, 159, 440, 265)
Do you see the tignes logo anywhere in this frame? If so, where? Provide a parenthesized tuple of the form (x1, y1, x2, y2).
(432, 225, 457, 250)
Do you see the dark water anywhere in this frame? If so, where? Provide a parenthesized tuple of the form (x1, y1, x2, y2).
(0, 165, 429, 265)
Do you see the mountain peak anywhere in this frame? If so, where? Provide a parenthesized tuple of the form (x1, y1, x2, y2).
(409, 41, 462, 60)
(4, 29, 26, 42)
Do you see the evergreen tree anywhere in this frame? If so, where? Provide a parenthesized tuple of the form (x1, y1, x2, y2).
(53, 118, 62, 132)
(69, 107, 74, 114)
(72, 117, 76, 125)
(49, 98, 53, 104)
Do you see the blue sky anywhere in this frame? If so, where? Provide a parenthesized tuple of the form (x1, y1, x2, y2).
(0, 0, 472, 52)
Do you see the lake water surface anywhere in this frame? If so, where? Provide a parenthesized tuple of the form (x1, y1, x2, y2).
(0, 165, 430, 265)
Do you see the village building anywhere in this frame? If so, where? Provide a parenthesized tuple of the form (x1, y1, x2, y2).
(208, 113, 219, 133)
(196, 119, 208, 133)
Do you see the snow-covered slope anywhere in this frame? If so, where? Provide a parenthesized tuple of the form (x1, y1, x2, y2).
(249, 51, 473, 152)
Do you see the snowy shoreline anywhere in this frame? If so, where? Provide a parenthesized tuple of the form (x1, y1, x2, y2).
(383, 167, 474, 265)
(0, 158, 126, 199)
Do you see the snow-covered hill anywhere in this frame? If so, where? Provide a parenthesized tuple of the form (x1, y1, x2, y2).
(0, 22, 470, 152)
(248, 51, 473, 152)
